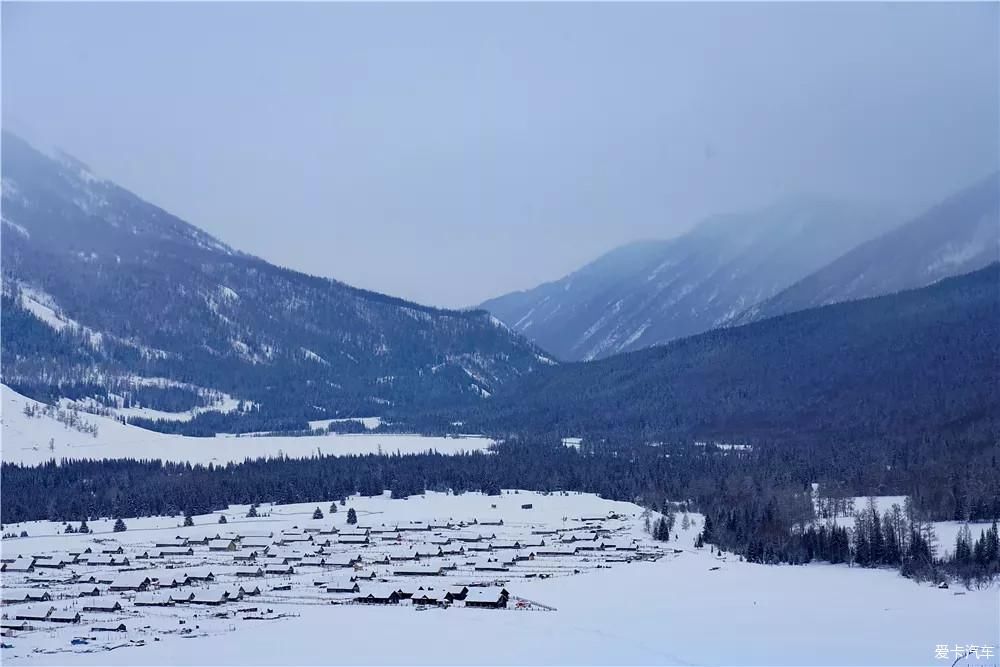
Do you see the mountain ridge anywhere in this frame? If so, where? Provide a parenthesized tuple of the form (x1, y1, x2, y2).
(462, 263, 1000, 443)
(737, 171, 1000, 324)
(481, 197, 898, 360)
(0, 131, 553, 433)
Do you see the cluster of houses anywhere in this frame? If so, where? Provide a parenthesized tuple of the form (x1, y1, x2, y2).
(0, 509, 646, 642)
(349, 583, 509, 609)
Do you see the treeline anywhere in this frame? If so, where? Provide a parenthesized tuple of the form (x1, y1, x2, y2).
(127, 410, 308, 437)
(10, 378, 213, 414)
(3, 436, 998, 584)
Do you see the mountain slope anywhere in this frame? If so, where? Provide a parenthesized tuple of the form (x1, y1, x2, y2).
(741, 172, 999, 323)
(0, 132, 552, 431)
(465, 264, 999, 443)
(481, 197, 897, 361)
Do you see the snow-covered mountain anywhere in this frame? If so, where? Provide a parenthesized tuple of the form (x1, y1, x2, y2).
(738, 172, 1000, 323)
(0, 131, 552, 431)
(481, 197, 897, 360)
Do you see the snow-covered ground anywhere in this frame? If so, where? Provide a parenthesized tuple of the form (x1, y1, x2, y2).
(61, 378, 242, 424)
(1, 491, 995, 666)
(1, 385, 491, 465)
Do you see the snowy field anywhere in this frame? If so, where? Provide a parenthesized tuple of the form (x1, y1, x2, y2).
(1, 385, 491, 465)
(1, 491, 996, 666)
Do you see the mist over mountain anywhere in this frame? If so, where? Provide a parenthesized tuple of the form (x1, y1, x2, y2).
(481, 197, 898, 360)
(739, 172, 1000, 323)
(0, 131, 552, 430)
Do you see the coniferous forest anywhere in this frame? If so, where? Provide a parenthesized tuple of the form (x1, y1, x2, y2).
(3, 432, 998, 585)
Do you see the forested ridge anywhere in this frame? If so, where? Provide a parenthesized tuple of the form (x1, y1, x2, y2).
(416, 264, 1000, 445)
(1, 131, 550, 425)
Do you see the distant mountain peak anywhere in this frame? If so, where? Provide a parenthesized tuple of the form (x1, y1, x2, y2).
(738, 171, 1000, 324)
(481, 196, 899, 361)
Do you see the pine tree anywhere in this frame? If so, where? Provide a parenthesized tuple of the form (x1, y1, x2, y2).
(79, 520, 89, 534)
(113, 518, 127, 532)
(313, 507, 324, 520)
(329, 502, 338, 514)
(955, 524, 973, 563)
(183, 513, 194, 527)
(246, 505, 258, 518)
(218, 515, 228, 524)
(653, 517, 671, 541)
(700, 514, 714, 545)
(347, 508, 357, 525)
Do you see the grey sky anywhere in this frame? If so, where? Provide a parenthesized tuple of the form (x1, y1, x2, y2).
(3, 2, 998, 308)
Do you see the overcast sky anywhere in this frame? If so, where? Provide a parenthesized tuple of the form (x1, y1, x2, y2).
(3, 2, 997, 308)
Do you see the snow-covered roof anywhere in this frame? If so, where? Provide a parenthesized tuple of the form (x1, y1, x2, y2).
(4, 557, 35, 571)
(237, 529, 273, 539)
(240, 536, 274, 548)
(474, 559, 510, 570)
(490, 540, 520, 549)
(300, 556, 326, 566)
(357, 585, 400, 599)
(48, 609, 81, 622)
(14, 603, 55, 619)
(324, 554, 360, 566)
(81, 598, 121, 611)
(464, 588, 508, 603)
(326, 579, 360, 591)
(338, 528, 370, 537)
(207, 539, 236, 551)
(385, 547, 418, 560)
(184, 567, 216, 579)
(191, 589, 229, 604)
(413, 546, 442, 557)
(109, 573, 151, 589)
(2, 589, 50, 603)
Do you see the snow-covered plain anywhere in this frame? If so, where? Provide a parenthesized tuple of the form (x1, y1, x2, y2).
(1, 385, 490, 465)
(1, 491, 996, 666)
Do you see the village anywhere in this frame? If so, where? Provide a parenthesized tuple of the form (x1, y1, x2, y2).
(0, 491, 668, 662)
